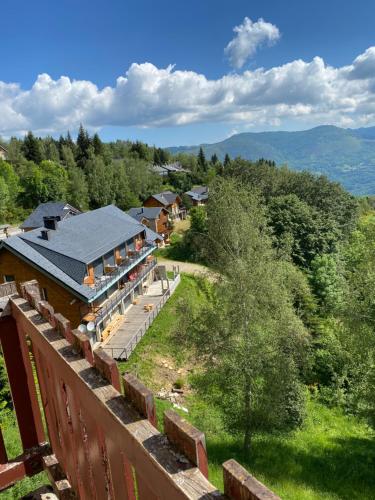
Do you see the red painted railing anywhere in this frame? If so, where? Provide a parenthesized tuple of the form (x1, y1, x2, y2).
(0, 280, 280, 499)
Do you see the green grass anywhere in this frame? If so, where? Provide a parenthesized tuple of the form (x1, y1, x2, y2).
(118, 273, 375, 500)
(0, 410, 48, 499)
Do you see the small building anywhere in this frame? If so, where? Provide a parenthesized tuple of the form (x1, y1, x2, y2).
(151, 162, 188, 177)
(20, 202, 82, 232)
(127, 207, 172, 245)
(185, 186, 209, 206)
(0, 145, 7, 160)
(144, 191, 186, 220)
(0, 205, 160, 345)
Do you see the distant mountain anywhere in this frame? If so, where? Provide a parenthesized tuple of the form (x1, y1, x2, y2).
(168, 125, 375, 195)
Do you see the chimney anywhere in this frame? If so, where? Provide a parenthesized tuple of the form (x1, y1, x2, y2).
(43, 215, 61, 230)
(41, 229, 50, 240)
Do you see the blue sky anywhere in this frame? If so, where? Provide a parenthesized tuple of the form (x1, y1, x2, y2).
(2, 0, 375, 146)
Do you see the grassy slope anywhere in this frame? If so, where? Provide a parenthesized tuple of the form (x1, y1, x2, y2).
(0, 411, 48, 498)
(118, 274, 375, 500)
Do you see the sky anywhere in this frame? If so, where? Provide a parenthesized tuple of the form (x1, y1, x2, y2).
(2, 0, 375, 146)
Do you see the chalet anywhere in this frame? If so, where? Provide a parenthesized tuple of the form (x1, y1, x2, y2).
(20, 202, 82, 232)
(127, 206, 171, 244)
(0, 144, 7, 160)
(151, 161, 188, 177)
(0, 205, 161, 344)
(144, 191, 186, 220)
(185, 186, 209, 206)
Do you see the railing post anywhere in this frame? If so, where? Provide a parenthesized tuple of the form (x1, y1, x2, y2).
(0, 316, 45, 450)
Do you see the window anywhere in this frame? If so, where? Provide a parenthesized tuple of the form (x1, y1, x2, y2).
(4, 275, 15, 283)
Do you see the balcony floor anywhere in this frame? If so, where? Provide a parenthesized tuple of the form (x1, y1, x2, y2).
(101, 278, 177, 359)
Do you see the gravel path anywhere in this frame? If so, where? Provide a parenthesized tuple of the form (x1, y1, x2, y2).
(158, 257, 211, 277)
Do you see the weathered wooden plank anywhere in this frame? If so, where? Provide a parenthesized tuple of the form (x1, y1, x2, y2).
(223, 459, 281, 500)
(0, 443, 50, 491)
(164, 410, 208, 478)
(123, 373, 157, 427)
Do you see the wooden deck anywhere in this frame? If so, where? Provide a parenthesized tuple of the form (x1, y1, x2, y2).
(102, 278, 178, 359)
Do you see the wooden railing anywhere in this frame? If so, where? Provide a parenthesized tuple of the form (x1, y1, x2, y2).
(0, 281, 17, 298)
(0, 280, 280, 499)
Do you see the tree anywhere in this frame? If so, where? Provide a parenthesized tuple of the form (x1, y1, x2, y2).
(309, 254, 345, 313)
(42, 137, 60, 162)
(0, 178, 9, 223)
(92, 133, 104, 156)
(20, 163, 48, 208)
(339, 219, 375, 426)
(210, 153, 218, 165)
(39, 160, 68, 201)
(181, 193, 193, 211)
(22, 131, 42, 164)
(86, 156, 114, 208)
(223, 153, 231, 168)
(0, 160, 21, 205)
(197, 147, 207, 172)
(268, 194, 340, 268)
(76, 124, 91, 167)
(66, 166, 89, 210)
(179, 179, 308, 451)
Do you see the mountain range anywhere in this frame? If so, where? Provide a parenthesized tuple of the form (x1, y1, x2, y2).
(168, 125, 375, 195)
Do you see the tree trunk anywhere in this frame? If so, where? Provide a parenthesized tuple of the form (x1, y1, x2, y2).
(243, 379, 252, 453)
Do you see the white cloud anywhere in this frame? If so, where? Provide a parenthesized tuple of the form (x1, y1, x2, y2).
(224, 17, 281, 69)
(2, 47, 375, 136)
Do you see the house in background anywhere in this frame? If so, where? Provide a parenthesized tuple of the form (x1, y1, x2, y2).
(151, 162, 188, 177)
(144, 191, 186, 220)
(0, 144, 7, 160)
(127, 207, 172, 245)
(184, 186, 209, 207)
(0, 205, 163, 346)
(20, 202, 82, 232)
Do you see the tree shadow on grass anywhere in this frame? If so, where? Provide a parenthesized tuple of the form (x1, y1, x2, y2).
(207, 434, 375, 499)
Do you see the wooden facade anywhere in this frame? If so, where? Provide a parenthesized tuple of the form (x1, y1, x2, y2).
(0, 232, 151, 329)
(144, 194, 184, 220)
(0, 248, 83, 326)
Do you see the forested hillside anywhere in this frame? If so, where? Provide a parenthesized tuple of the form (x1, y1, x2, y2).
(168, 125, 375, 195)
(0, 127, 208, 223)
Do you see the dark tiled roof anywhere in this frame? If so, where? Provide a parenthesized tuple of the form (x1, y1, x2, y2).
(0, 144, 7, 153)
(190, 186, 208, 195)
(151, 162, 188, 174)
(20, 202, 81, 230)
(145, 228, 163, 242)
(185, 186, 209, 202)
(151, 191, 180, 206)
(19, 205, 146, 265)
(127, 207, 165, 221)
(1, 205, 156, 302)
(128, 207, 160, 221)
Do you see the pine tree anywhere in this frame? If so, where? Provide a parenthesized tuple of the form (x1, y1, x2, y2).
(22, 131, 42, 164)
(76, 124, 91, 167)
(224, 153, 231, 168)
(197, 147, 207, 172)
(92, 133, 104, 156)
(211, 153, 219, 165)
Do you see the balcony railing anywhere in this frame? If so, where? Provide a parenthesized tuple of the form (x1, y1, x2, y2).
(92, 259, 157, 326)
(89, 244, 155, 297)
